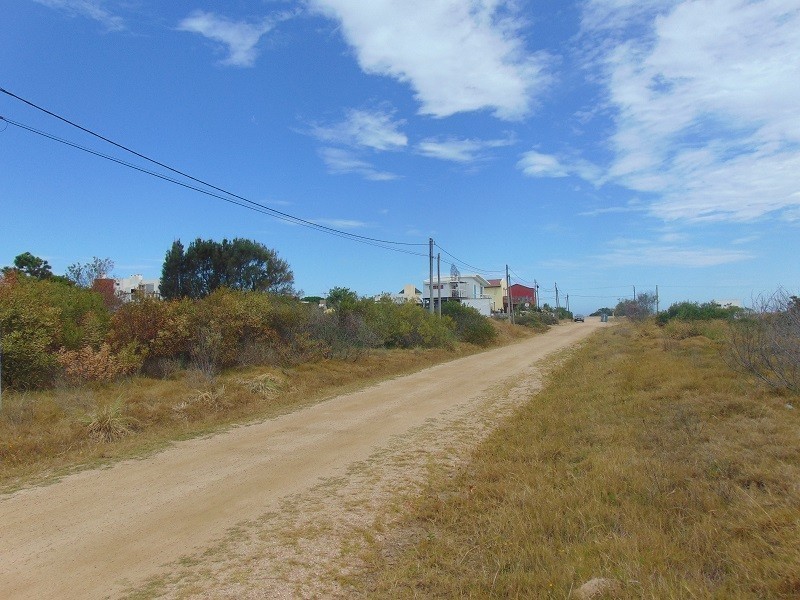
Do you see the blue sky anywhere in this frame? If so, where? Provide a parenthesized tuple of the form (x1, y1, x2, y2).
(2, 0, 798, 314)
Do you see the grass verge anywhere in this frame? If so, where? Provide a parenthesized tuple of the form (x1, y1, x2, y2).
(0, 319, 532, 493)
(358, 321, 800, 598)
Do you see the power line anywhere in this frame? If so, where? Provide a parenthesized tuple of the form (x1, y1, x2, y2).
(0, 87, 427, 250)
(0, 116, 429, 259)
(434, 242, 503, 276)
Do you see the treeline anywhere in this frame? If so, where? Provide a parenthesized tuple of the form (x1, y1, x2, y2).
(0, 275, 496, 390)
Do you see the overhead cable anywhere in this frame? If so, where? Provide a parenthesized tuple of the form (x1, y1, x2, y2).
(0, 87, 426, 249)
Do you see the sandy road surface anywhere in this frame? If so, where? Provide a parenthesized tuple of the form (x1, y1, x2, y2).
(1, 319, 603, 599)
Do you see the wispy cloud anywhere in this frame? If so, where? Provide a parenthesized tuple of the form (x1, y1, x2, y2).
(310, 0, 551, 120)
(310, 109, 407, 151)
(598, 238, 753, 268)
(318, 147, 399, 181)
(583, 0, 800, 222)
(416, 136, 514, 163)
(34, 0, 124, 31)
(517, 150, 603, 183)
(313, 218, 369, 229)
(178, 11, 287, 67)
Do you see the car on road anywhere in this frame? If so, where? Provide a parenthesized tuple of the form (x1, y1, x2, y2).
(573, 314, 585, 322)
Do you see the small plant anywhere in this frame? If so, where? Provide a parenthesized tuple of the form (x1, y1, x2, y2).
(237, 373, 285, 398)
(84, 398, 133, 442)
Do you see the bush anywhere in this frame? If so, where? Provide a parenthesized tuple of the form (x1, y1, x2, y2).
(0, 273, 110, 389)
(726, 290, 800, 391)
(657, 301, 740, 325)
(514, 311, 555, 331)
(107, 296, 193, 371)
(362, 299, 455, 349)
(440, 302, 496, 346)
(56, 343, 143, 385)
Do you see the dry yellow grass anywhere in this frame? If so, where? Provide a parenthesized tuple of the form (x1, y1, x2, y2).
(358, 321, 800, 598)
(0, 327, 534, 492)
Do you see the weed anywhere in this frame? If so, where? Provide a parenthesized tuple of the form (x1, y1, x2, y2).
(85, 398, 134, 443)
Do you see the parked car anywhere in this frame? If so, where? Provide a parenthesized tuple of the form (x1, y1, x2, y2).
(573, 314, 585, 322)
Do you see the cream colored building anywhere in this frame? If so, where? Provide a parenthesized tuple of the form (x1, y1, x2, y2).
(483, 278, 507, 313)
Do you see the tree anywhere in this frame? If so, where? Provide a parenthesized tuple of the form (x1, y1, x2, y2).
(160, 240, 186, 300)
(163, 238, 294, 299)
(10, 252, 53, 279)
(326, 287, 359, 312)
(614, 292, 657, 321)
(66, 257, 114, 288)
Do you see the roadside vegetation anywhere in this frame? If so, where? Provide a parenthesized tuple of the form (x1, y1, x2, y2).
(0, 266, 528, 490)
(357, 314, 800, 598)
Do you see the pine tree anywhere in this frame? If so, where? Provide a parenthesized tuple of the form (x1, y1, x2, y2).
(160, 240, 186, 299)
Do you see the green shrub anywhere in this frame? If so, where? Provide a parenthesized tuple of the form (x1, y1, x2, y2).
(657, 301, 739, 325)
(362, 300, 455, 348)
(514, 311, 554, 331)
(441, 302, 497, 346)
(107, 296, 193, 370)
(0, 273, 110, 389)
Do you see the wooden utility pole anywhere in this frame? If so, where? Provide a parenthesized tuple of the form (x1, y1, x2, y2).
(428, 238, 434, 314)
(506, 265, 514, 324)
(555, 282, 560, 311)
(566, 294, 570, 314)
(437, 253, 442, 317)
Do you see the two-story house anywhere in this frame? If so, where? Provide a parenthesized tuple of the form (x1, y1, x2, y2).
(422, 274, 492, 315)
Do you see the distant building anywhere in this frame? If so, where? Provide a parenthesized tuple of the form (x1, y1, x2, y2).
(483, 278, 507, 313)
(422, 274, 492, 316)
(375, 283, 423, 304)
(114, 275, 161, 302)
(506, 283, 537, 312)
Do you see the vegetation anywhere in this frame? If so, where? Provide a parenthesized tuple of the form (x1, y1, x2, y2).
(726, 289, 800, 392)
(160, 238, 294, 299)
(0, 272, 110, 388)
(440, 302, 497, 346)
(656, 300, 740, 324)
(359, 320, 800, 598)
(66, 256, 115, 287)
(614, 291, 657, 321)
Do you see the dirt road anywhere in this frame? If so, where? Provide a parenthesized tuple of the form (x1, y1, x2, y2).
(1, 319, 603, 599)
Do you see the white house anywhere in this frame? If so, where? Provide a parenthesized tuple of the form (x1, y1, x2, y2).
(114, 275, 160, 302)
(422, 274, 493, 316)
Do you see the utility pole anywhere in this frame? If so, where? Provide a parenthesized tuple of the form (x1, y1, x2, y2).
(555, 282, 560, 312)
(428, 238, 434, 314)
(655, 285, 659, 315)
(437, 253, 442, 317)
(534, 279, 540, 310)
(633, 285, 636, 301)
(506, 265, 513, 323)
(566, 294, 570, 314)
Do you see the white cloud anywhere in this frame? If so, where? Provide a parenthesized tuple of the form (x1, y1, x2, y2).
(599, 239, 753, 267)
(310, 0, 550, 119)
(586, 0, 800, 222)
(318, 147, 399, 181)
(416, 136, 513, 163)
(517, 150, 603, 183)
(178, 11, 282, 67)
(310, 109, 407, 151)
(34, 0, 124, 30)
(313, 218, 369, 229)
